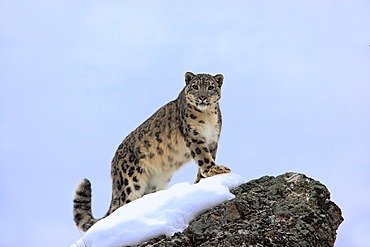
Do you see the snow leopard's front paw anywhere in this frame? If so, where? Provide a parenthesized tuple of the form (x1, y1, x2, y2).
(203, 165, 231, 178)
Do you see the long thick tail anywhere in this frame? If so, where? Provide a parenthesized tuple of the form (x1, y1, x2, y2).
(73, 179, 100, 232)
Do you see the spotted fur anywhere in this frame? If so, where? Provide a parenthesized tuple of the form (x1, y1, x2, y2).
(73, 72, 231, 232)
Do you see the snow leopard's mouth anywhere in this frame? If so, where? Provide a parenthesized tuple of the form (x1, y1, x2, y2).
(196, 103, 208, 110)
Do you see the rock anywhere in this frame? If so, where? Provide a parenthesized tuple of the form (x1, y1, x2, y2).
(138, 172, 343, 247)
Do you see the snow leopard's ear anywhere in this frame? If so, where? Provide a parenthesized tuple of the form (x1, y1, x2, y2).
(213, 74, 224, 88)
(185, 72, 195, 85)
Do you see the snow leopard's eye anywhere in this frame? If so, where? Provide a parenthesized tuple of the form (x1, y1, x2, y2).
(207, 85, 215, 91)
(192, 84, 199, 90)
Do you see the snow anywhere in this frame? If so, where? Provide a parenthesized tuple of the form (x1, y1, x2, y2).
(71, 173, 244, 247)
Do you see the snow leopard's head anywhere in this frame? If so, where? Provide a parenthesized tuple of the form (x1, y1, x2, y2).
(184, 72, 223, 111)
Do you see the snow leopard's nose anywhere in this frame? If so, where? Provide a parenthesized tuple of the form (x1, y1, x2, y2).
(199, 95, 207, 101)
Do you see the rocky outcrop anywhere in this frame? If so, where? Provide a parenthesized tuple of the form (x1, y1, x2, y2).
(138, 172, 343, 247)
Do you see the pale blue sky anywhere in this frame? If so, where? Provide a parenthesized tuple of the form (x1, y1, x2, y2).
(1, 1, 369, 246)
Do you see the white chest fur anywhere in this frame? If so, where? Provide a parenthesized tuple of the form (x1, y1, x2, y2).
(200, 112, 219, 145)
